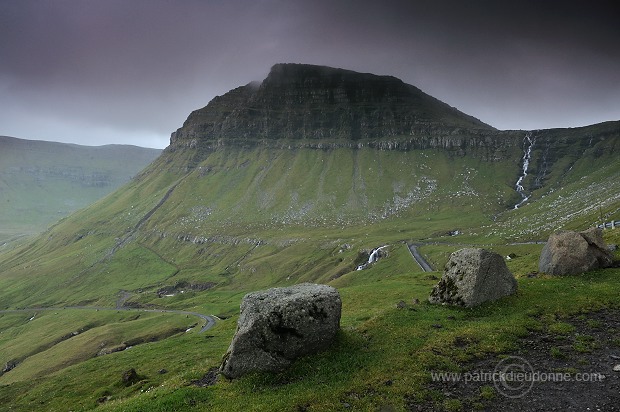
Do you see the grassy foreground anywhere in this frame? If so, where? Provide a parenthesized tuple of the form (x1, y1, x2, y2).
(1, 230, 618, 411)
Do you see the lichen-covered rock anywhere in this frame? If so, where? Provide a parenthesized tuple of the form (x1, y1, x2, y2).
(429, 248, 517, 307)
(538, 228, 614, 275)
(220, 283, 341, 379)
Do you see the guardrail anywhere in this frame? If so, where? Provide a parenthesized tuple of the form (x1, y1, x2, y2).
(596, 220, 619, 229)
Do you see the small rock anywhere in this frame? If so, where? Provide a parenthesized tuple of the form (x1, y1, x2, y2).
(432, 324, 443, 329)
(2, 360, 18, 373)
(412, 298, 420, 305)
(613, 364, 620, 372)
(158, 368, 168, 374)
(396, 300, 407, 309)
(121, 368, 141, 386)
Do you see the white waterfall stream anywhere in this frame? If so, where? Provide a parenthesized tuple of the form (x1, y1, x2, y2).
(357, 245, 388, 270)
(513, 132, 535, 209)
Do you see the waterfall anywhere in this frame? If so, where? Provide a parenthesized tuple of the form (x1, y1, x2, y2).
(513, 132, 535, 209)
(368, 248, 381, 263)
(357, 245, 388, 270)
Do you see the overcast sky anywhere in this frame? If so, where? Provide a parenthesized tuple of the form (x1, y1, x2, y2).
(1, 0, 618, 149)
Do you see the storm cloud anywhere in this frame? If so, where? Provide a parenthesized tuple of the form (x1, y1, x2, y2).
(1, 0, 618, 148)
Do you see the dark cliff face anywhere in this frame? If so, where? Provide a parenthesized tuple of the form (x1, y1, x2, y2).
(170, 63, 494, 148)
(166, 63, 618, 180)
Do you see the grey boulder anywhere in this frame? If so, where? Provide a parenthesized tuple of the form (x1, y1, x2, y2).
(220, 283, 341, 379)
(538, 228, 614, 276)
(429, 248, 517, 307)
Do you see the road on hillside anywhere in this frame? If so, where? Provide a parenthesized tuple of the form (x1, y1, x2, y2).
(406, 240, 549, 272)
(407, 243, 434, 272)
(0, 306, 217, 333)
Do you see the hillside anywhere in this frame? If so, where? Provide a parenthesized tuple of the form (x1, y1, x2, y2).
(0, 136, 161, 242)
(0, 64, 618, 411)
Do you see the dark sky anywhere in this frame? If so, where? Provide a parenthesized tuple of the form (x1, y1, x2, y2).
(1, 0, 618, 148)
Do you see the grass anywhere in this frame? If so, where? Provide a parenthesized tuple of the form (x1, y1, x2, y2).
(96, 267, 619, 411)
(0, 130, 618, 411)
(1, 245, 618, 411)
(0, 309, 194, 385)
(547, 321, 576, 335)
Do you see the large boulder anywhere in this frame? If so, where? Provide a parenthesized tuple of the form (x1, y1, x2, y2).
(429, 248, 517, 307)
(220, 283, 341, 379)
(538, 228, 614, 275)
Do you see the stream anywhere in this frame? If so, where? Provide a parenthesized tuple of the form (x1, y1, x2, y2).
(514, 132, 535, 209)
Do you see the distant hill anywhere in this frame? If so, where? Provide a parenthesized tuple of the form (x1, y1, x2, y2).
(0, 136, 161, 242)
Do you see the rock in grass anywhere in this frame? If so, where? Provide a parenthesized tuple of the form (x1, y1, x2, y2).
(220, 283, 341, 379)
(539, 228, 614, 276)
(2, 360, 18, 374)
(428, 248, 517, 307)
(121, 368, 141, 386)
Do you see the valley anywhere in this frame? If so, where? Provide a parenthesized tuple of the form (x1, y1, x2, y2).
(0, 64, 618, 411)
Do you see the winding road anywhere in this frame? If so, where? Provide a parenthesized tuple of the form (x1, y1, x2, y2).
(0, 306, 217, 333)
(407, 243, 434, 272)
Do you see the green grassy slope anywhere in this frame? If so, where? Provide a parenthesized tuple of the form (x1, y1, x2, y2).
(0, 142, 520, 309)
(0, 122, 618, 411)
(2, 126, 617, 308)
(0, 136, 161, 242)
(1, 238, 618, 412)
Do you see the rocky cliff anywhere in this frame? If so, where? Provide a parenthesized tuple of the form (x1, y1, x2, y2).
(169, 63, 495, 149)
(165, 63, 618, 189)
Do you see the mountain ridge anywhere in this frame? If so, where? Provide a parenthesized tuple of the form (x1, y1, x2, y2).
(0, 136, 161, 241)
(0, 135, 161, 150)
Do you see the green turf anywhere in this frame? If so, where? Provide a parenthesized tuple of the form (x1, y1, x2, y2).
(0, 131, 618, 411)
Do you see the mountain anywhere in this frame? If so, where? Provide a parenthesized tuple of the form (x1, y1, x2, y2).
(170, 63, 493, 147)
(0, 136, 161, 242)
(0, 64, 618, 411)
(1, 61, 618, 311)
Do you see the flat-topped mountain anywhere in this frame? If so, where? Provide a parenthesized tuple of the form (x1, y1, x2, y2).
(170, 63, 494, 147)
